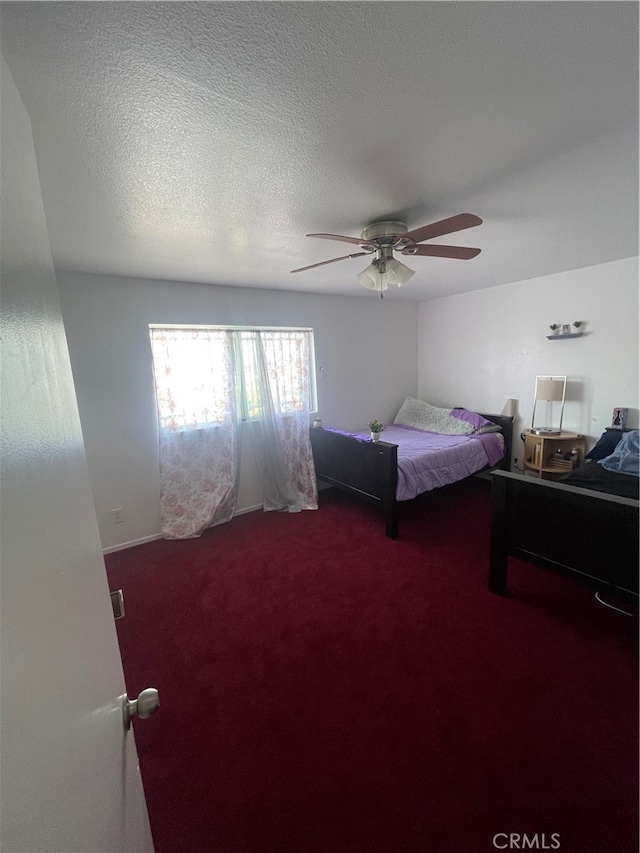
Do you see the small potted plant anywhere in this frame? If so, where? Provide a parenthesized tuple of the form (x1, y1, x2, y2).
(572, 321, 583, 331)
(549, 323, 560, 335)
(368, 419, 385, 442)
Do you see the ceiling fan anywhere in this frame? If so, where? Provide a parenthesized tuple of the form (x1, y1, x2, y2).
(291, 213, 482, 295)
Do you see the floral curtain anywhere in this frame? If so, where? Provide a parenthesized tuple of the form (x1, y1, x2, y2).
(149, 328, 240, 539)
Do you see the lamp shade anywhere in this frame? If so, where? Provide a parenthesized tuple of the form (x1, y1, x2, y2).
(501, 398, 516, 417)
(535, 378, 565, 401)
(384, 258, 415, 286)
(531, 375, 567, 433)
(357, 264, 388, 291)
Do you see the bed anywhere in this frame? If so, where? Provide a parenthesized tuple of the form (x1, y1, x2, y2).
(489, 428, 639, 602)
(310, 398, 514, 538)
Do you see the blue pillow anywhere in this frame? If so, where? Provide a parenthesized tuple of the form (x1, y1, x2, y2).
(585, 430, 624, 461)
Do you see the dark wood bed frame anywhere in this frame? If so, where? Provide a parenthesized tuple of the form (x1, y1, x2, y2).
(489, 470, 639, 603)
(310, 413, 514, 539)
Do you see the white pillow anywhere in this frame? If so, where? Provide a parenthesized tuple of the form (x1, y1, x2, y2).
(393, 397, 473, 435)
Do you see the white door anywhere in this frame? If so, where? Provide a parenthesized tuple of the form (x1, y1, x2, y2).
(0, 58, 154, 852)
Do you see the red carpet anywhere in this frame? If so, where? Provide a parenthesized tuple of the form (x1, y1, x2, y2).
(106, 479, 638, 853)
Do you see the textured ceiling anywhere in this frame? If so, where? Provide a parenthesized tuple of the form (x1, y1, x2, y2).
(1, 1, 638, 301)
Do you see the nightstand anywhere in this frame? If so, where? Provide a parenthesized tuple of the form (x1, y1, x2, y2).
(523, 431, 586, 479)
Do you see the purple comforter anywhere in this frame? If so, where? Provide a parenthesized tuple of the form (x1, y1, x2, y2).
(330, 424, 504, 501)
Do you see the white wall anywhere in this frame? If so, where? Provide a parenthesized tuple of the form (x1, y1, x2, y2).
(58, 256, 637, 552)
(417, 256, 639, 467)
(57, 272, 418, 551)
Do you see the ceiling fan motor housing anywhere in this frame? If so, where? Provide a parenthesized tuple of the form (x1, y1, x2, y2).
(360, 221, 408, 245)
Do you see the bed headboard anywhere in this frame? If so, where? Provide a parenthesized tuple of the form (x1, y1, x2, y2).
(478, 413, 514, 471)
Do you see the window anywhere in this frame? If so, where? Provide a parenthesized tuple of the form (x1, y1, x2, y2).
(149, 325, 316, 430)
(239, 329, 315, 420)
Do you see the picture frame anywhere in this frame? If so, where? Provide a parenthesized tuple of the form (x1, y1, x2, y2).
(611, 407, 628, 429)
(561, 324, 571, 335)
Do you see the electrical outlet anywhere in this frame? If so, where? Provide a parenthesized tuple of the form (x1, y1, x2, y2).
(111, 508, 124, 524)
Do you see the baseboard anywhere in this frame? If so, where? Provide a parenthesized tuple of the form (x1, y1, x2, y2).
(103, 533, 163, 555)
(102, 504, 265, 554)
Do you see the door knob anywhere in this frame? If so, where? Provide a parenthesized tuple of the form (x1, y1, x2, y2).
(122, 688, 159, 730)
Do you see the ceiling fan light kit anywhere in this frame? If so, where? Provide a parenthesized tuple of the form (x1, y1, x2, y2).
(357, 245, 416, 294)
(291, 213, 482, 295)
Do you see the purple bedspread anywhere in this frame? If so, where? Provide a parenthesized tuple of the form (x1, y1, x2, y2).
(327, 424, 504, 501)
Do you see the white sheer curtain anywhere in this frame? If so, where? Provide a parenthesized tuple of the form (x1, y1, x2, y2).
(149, 328, 240, 539)
(241, 331, 318, 512)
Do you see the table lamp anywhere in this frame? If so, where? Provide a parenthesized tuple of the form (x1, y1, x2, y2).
(531, 375, 566, 436)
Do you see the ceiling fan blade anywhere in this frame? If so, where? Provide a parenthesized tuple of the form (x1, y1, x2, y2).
(306, 232, 371, 247)
(402, 213, 482, 244)
(402, 244, 481, 260)
(290, 252, 369, 273)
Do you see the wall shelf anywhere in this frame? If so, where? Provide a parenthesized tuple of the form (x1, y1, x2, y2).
(546, 332, 583, 340)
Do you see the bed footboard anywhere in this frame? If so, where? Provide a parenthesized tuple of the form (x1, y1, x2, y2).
(309, 428, 399, 538)
(490, 470, 639, 601)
